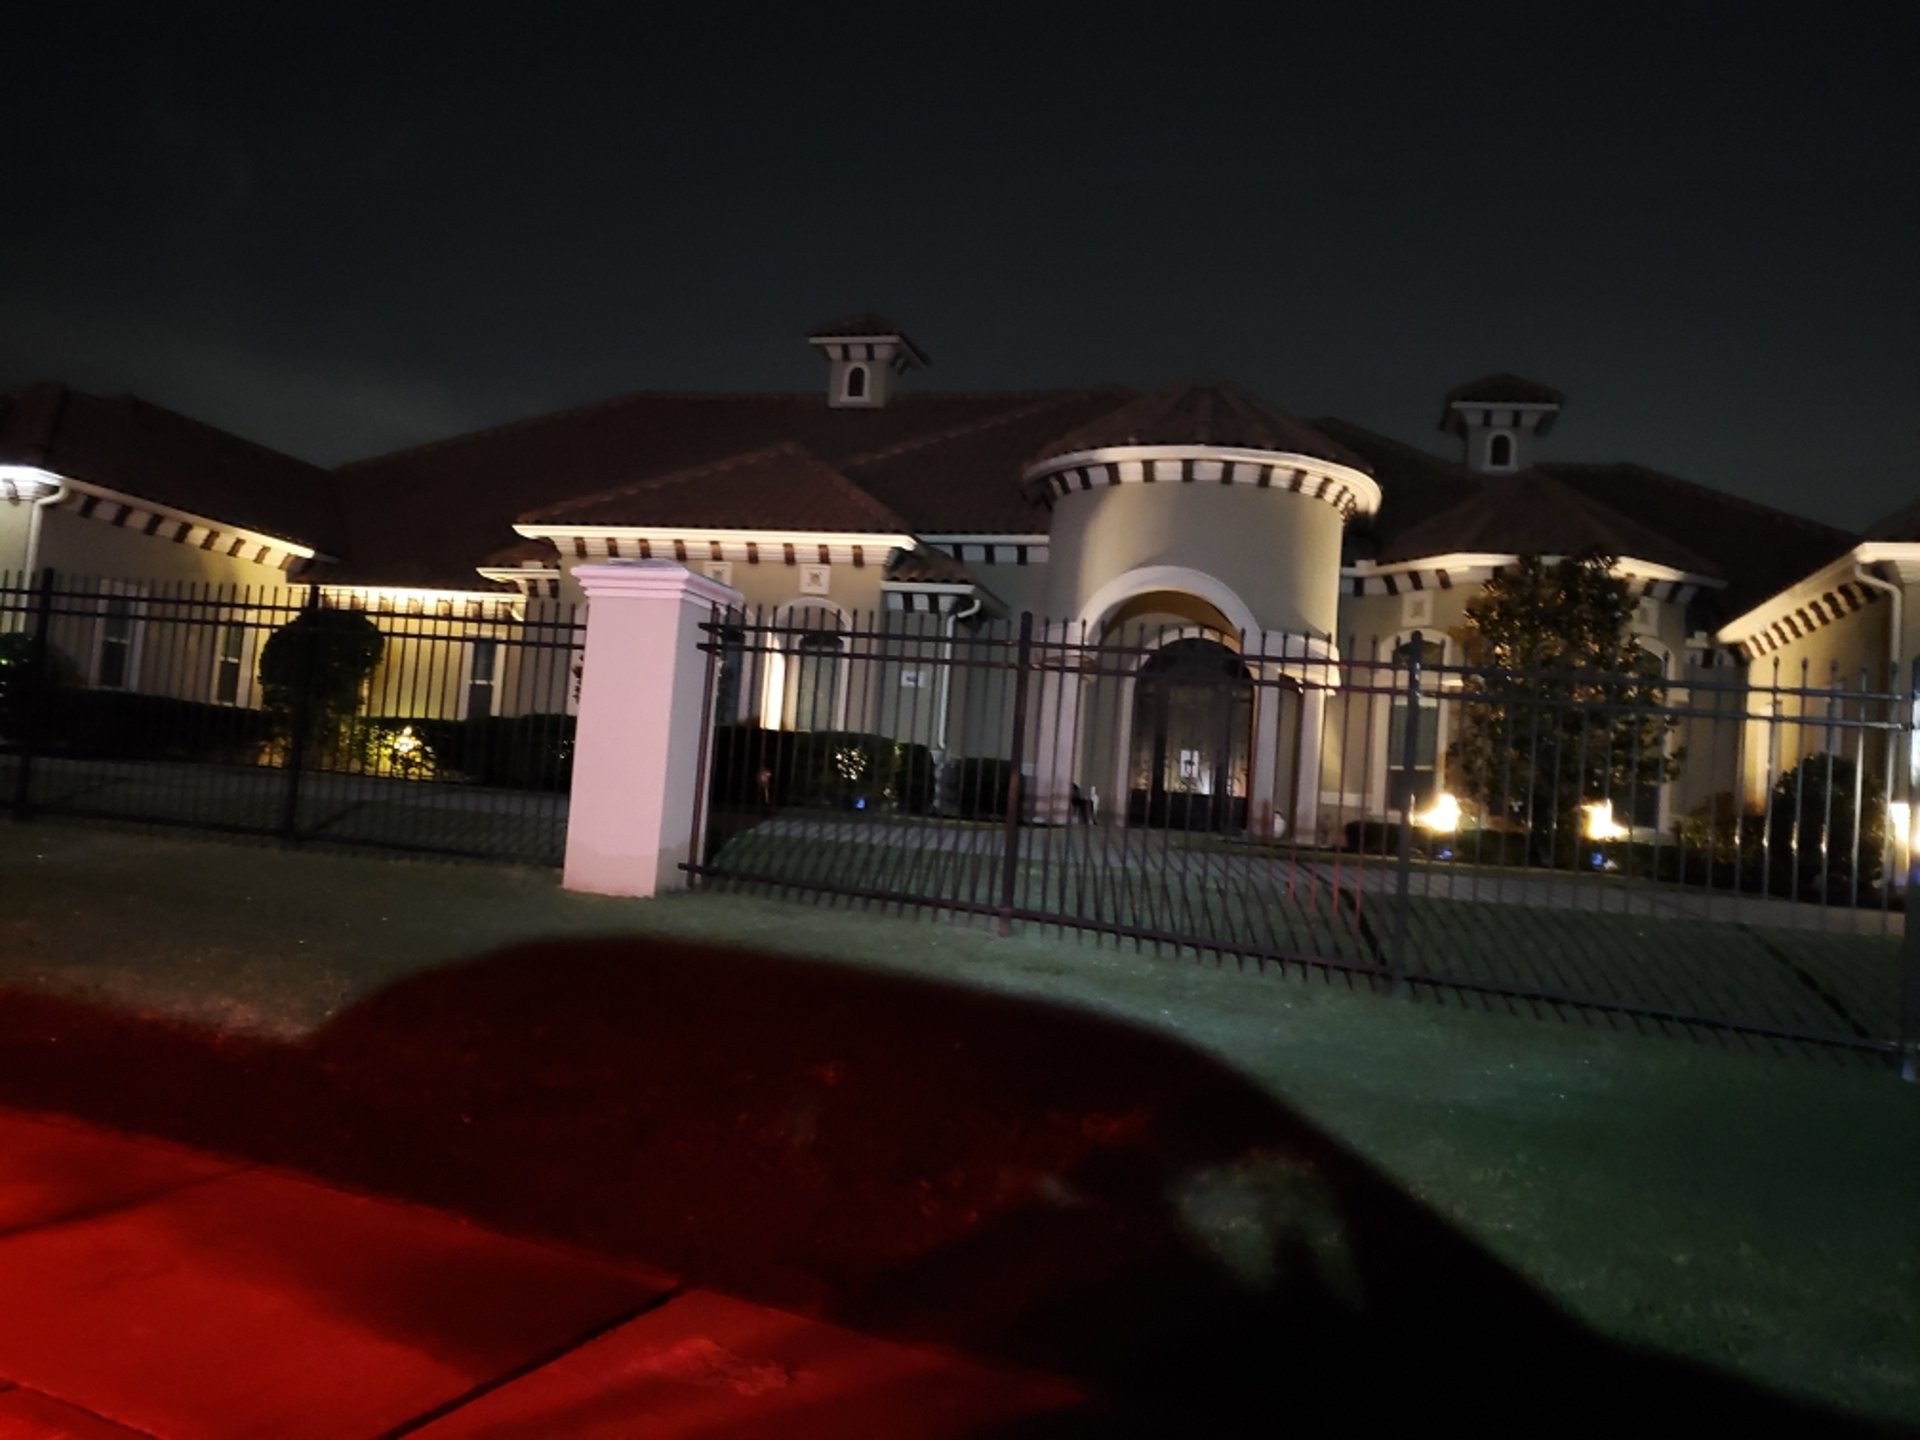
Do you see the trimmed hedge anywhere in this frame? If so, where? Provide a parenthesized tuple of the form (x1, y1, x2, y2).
(36, 688, 274, 765)
(947, 756, 1015, 821)
(710, 726, 936, 814)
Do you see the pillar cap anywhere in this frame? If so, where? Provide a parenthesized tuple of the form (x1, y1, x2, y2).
(573, 559, 740, 607)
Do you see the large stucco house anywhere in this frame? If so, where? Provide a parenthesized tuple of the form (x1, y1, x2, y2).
(1, 316, 1907, 841)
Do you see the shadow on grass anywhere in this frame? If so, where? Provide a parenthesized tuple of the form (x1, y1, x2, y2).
(0, 936, 1885, 1436)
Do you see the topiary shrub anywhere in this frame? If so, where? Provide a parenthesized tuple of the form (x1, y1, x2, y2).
(259, 606, 384, 761)
(1765, 753, 1887, 902)
(708, 727, 935, 813)
(947, 756, 1014, 821)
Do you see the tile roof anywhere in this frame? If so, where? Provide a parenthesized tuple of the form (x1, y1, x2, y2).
(809, 313, 910, 339)
(331, 388, 1129, 585)
(1372, 469, 1722, 579)
(807, 314, 929, 366)
(0, 383, 342, 553)
(1439, 373, 1566, 421)
(1318, 421, 1852, 615)
(844, 387, 1134, 533)
(518, 443, 912, 533)
(1310, 420, 1482, 555)
(1864, 495, 1920, 542)
(1030, 382, 1372, 474)
(1542, 461, 1858, 616)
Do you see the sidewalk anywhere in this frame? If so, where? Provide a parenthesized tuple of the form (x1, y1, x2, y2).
(0, 1107, 1081, 1439)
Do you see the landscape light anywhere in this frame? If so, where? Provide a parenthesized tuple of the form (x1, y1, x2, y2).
(1583, 799, 1629, 842)
(1416, 792, 1461, 833)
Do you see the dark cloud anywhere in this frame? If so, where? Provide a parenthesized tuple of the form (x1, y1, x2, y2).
(4, 2, 1915, 525)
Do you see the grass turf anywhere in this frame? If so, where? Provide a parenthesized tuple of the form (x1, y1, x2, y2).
(711, 822, 1906, 1046)
(0, 821, 1915, 1431)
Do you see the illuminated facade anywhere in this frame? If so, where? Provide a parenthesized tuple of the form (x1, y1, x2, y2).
(1, 320, 1902, 833)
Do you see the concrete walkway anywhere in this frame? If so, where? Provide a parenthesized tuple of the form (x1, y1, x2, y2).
(0, 1108, 1079, 1438)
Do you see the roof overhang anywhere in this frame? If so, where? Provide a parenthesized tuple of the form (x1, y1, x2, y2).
(1440, 400, 1561, 435)
(1348, 552, 1721, 589)
(808, 332, 929, 370)
(0, 464, 63, 501)
(318, 582, 522, 611)
(515, 523, 917, 551)
(1022, 444, 1382, 520)
(54, 476, 330, 564)
(1716, 541, 1920, 653)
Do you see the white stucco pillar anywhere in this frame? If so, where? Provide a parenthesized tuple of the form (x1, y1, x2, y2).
(1292, 684, 1325, 842)
(563, 561, 741, 898)
(1028, 621, 1084, 825)
(1249, 672, 1284, 837)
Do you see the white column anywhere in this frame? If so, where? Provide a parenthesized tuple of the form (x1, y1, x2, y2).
(563, 561, 741, 898)
(1250, 675, 1284, 837)
(1292, 685, 1325, 842)
(1028, 621, 1083, 825)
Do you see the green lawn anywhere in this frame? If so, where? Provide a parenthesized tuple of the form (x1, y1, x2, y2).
(710, 822, 1907, 1048)
(0, 820, 1915, 1430)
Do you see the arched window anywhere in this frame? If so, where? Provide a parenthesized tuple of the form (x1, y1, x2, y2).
(791, 630, 842, 730)
(1487, 432, 1515, 469)
(843, 364, 868, 401)
(1387, 635, 1446, 812)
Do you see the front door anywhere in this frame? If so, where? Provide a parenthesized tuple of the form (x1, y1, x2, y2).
(1127, 638, 1252, 830)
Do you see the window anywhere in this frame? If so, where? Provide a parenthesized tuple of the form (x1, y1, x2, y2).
(1387, 636, 1445, 811)
(93, 587, 143, 691)
(843, 364, 868, 400)
(790, 630, 841, 730)
(1487, 432, 1515, 469)
(213, 623, 247, 706)
(466, 639, 499, 720)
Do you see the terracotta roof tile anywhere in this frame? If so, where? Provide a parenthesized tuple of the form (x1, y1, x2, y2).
(1440, 373, 1565, 409)
(0, 384, 342, 552)
(1374, 469, 1722, 578)
(1310, 419, 1481, 555)
(809, 313, 909, 338)
(519, 443, 911, 533)
(1030, 382, 1371, 474)
(1542, 461, 1857, 614)
(332, 388, 1126, 585)
(1864, 495, 1920, 542)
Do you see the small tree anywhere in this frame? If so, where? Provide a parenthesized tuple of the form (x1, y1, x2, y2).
(258, 605, 383, 760)
(1766, 753, 1886, 901)
(1447, 551, 1682, 864)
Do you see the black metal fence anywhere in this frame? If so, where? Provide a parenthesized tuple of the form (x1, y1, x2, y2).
(1, 570, 583, 864)
(690, 607, 1920, 1069)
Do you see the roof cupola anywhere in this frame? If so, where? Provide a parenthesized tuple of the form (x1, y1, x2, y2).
(807, 313, 928, 409)
(1440, 374, 1564, 473)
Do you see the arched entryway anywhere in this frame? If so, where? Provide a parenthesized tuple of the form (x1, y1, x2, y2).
(1126, 636, 1253, 830)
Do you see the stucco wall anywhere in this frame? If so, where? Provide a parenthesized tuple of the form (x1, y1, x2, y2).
(1041, 484, 1345, 639)
(0, 496, 34, 577)
(1737, 597, 1895, 809)
(34, 508, 298, 588)
(1321, 580, 1709, 833)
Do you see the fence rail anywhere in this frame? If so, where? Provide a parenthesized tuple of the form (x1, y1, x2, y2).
(689, 606, 1920, 1067)
(1, 570, 583, 864)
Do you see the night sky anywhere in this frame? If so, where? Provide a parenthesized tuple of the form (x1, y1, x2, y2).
(6, 3, 1915, 529)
